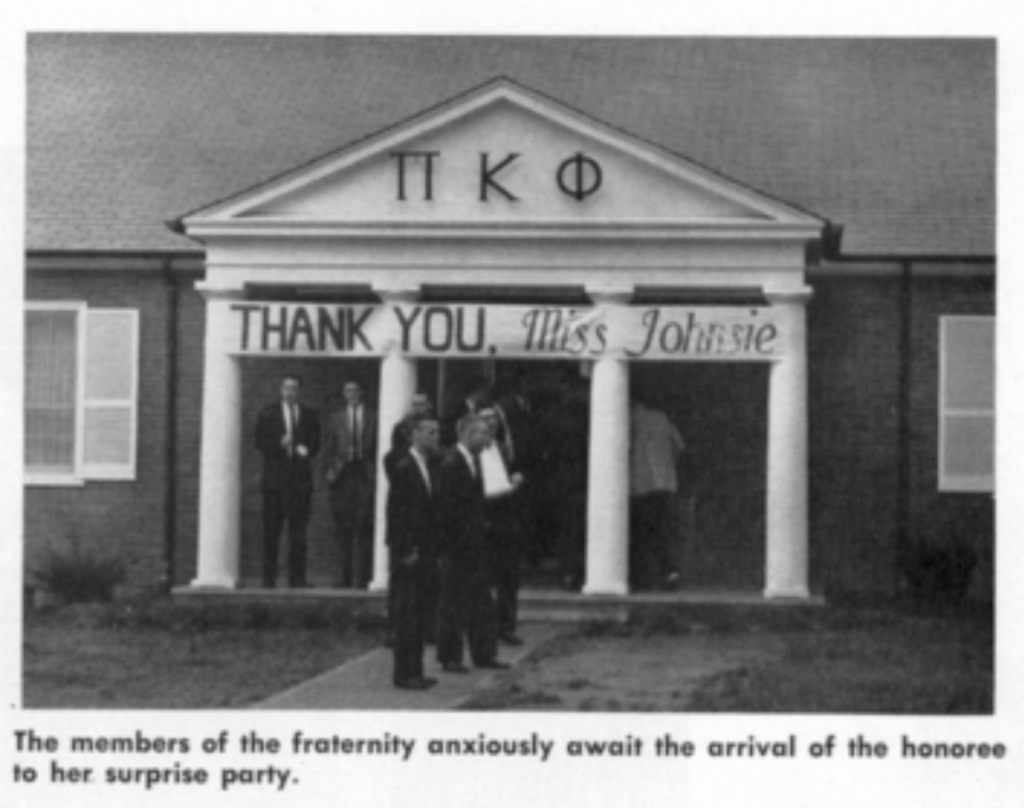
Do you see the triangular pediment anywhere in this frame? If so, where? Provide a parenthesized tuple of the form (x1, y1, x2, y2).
(182, 79, 824, 237)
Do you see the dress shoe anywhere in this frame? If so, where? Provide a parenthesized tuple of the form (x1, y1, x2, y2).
(441, 662, 470, 674)
(394, 677, 436, 691)
(499, 633, 525, 646)
(477, 660, 511, 670)
(560, 575, 581, 592)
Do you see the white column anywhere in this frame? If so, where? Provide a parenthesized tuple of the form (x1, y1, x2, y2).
(369, 286, 420, 592)
(764, 288, 813, 599)
(583, 287, 633, 596)
(192, 289, 244, 588)
(369, 351, 418, 591)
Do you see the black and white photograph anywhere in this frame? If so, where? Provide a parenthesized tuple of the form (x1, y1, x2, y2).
(4, 9, 1022, 808)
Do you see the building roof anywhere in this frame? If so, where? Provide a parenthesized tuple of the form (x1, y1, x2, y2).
(27, 34, 995, 257)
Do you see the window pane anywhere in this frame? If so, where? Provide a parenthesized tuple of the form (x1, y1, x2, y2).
(83, 407, 132, 465)
(85, 311, 135, 400)
(944, 318, 994, 411)
(24, 310, 77, 472)
(943, 415, 994, 480)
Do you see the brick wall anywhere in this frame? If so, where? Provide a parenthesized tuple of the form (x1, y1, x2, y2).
(808, 262, 996, 598)
(807, 267, 904, 597)
(907, 266, 995, 598)
(170, 282, 205, 587)
(24, 269, 176, 592)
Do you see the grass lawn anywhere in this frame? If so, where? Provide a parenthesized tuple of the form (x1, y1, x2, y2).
(463, 600, 994, 713)
(687, 610, 993, 713)
(23, 596, 994, 713)
(22, 599, 385, 709)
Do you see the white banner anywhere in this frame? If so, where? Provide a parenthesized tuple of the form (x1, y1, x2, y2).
(227, 302, 784, 361)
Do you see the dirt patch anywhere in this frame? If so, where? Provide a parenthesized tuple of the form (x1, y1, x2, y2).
(464, 632, 783, 711)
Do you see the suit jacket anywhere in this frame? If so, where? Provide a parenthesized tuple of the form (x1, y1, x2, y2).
(383, 420, 411, 482)
(322, 404, 378, 483)
(496, 394, 533, 469)
(435, 447, 488, 568)
(255, 401, 321, 492)
(386, 452, 439, 562)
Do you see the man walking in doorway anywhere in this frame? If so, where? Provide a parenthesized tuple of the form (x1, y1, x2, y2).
(629, 392, 685, 591)
(254, 374, 321, 588)
(323, 380, 377, 588)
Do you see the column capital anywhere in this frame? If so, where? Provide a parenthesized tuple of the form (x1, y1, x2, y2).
(764, 286, 814, 306)
(373, 285, 421, 304)
(586, 285, 633, 306)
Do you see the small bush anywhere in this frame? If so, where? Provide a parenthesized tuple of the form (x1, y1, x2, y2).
(901, 544, 978, 602)
(33, 544, 127, 604)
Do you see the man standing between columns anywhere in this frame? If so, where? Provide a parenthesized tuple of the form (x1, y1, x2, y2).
(435, 414, 509, 672)
(387, 413, 442, 690)
(255, 374, 321, 588)
(323, 380, 377, 588)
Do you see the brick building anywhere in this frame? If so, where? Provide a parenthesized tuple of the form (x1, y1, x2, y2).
(25, 35, 995, 601)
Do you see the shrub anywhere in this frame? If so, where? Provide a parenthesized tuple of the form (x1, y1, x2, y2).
(33, 543, 127, 604)
(900, 544, 978, 602)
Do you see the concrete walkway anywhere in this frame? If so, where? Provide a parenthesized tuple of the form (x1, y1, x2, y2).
(252, 622, 562, 711)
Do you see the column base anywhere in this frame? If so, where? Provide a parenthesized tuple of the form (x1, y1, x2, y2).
(368, 578, 389, 593)
(582, 583, 630, 597)
(189, 577, 239, 589)
(763, 586, 811, 600)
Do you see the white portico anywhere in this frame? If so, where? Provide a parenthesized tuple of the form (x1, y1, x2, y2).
(180, 79, 825, 600)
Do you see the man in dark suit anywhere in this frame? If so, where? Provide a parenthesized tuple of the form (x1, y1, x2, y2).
(386, 414, 442, 690)
(254, 374, 321, 588)
(435, 414, 509, 673)
(383, 391, 434, 482)
(322, 380, 377, 588)
(441, 377, 491, 447)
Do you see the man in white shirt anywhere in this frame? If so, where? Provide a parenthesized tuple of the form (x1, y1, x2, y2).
(629, 393, 685, 591)
(478, 407, 525, 645)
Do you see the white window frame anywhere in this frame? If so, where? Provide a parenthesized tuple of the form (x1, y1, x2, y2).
(24, 301, 139, 486)
(938, 315, 995, 493)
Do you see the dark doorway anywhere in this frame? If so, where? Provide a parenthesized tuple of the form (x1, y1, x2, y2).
(239, 357, 380, 587)
(632, 362, 768, 589)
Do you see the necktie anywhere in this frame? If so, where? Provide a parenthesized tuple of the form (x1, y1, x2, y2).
(286, 404, 296, 457)
(417, 454, 432, 494)
(472, 452, 484, 495)
(497, 406, 514, 462)
(350, 406, 361, 460)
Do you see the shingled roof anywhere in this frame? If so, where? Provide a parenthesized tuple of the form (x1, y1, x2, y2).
(27, 34, 995, 257)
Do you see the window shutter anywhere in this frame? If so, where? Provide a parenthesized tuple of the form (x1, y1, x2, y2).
(939, 316, 994, 493)
(82, 309, 139, 479)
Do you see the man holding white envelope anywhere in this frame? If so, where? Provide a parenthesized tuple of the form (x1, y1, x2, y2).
(478, 407, 526, 646)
